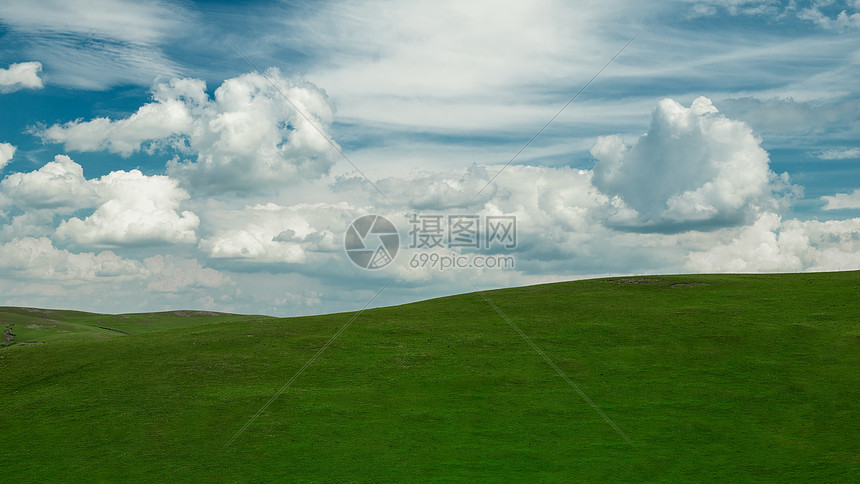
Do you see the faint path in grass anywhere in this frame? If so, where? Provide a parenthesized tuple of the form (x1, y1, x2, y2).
(2, 324, 14, 345)
(90, 325, 130, 335)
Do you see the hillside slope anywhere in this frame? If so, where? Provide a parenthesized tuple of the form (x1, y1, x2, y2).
(1, 272, 858, 481)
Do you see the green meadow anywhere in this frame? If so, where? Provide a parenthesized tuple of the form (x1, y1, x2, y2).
(1, 272, 858, 481)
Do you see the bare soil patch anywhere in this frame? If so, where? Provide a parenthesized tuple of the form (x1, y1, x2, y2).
(172, 310, 222, 317)
(670, 282, 710, 288)
(614, 277, 661, 285)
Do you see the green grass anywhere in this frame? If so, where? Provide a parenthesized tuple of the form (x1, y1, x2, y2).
(1, 272, 858, 481)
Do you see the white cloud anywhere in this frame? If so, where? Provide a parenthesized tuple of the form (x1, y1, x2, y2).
(0, 210, 59, 241)
(0, 143, 15, 171)
(687, 213, 860, 272)
(190, 163, 616, 287)
(0, 236, 230, 312)
(344, 162, 607, 221)
(168, 71, 338, 192)
(338, 163, 647, 274)
(0, 155, 98, 211)
(821, 189, 860, 210)
(56, 169, 198, 247)
(193, 162, 619, 285)
(591, 96, 794, 232)
(683, 0, 781, 17)
(688, 4, 718, 17)
(0, 61, 43, 93)
(686, 213, 804, 272)
(0, 0, 182, 44)
(369, 164, 500, 210)
(290, 0, 648, 135)
(199, 202, 346, 263)
(39, 72, 338, 193)
(28, 38, 179, 91)
(798, 4, 860, 30)
(144, 255, 227, 292)
(1, 155, 197, 246)
(0, 237, 142, 280)
(39, 79, 200, 156)
(818, 147, 860, 160)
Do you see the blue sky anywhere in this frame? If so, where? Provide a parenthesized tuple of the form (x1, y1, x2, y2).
(0, 0, 858, 315)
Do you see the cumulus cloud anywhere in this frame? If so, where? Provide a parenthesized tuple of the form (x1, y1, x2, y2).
(39, 72, 338, 193)
(199, 202, 344, 263)
(0, 237, 229, 311)
(406, 165, 614, 269)
(366, 164, 499, 210)
(345, 162, 607, 220)
(1, 155, 197, 246)
(187, 163, 619, 287)
(688, 213, 860, 272)
(821, 189, 860, 210)
(687, 213, 860, 272)
(0, 237, 141, 280)
(0, 143, 15, 171)
(0, 154, 98, 211)
(338, 163, 628, 272)
(591, 96, 794, 232)
(0, 210, 59, 241)
(795, 217, 860, 270)
(333, 121, 820, 276)
(38, 79, 201, 156)
(55, 169, 198, 247)
(686, 213, 803, 272)
(0, 61, 43, 93)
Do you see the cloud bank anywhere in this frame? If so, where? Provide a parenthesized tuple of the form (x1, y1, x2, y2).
(1, 68, 856, 314)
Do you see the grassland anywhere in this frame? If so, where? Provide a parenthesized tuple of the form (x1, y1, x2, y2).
(1, 272, 858, 481)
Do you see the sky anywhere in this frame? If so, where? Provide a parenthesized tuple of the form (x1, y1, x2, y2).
(0, 0, 858, 316)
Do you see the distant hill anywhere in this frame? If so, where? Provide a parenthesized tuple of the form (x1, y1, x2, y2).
(0, 306, 271, 346)
(1, 272, 858, 481)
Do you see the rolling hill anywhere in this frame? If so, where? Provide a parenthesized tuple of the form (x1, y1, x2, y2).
(1, 272, 858, 481)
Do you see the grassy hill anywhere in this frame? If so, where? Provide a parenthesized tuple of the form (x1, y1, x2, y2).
(0, 306, 273, 345)
(1, 272, 858, 481)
